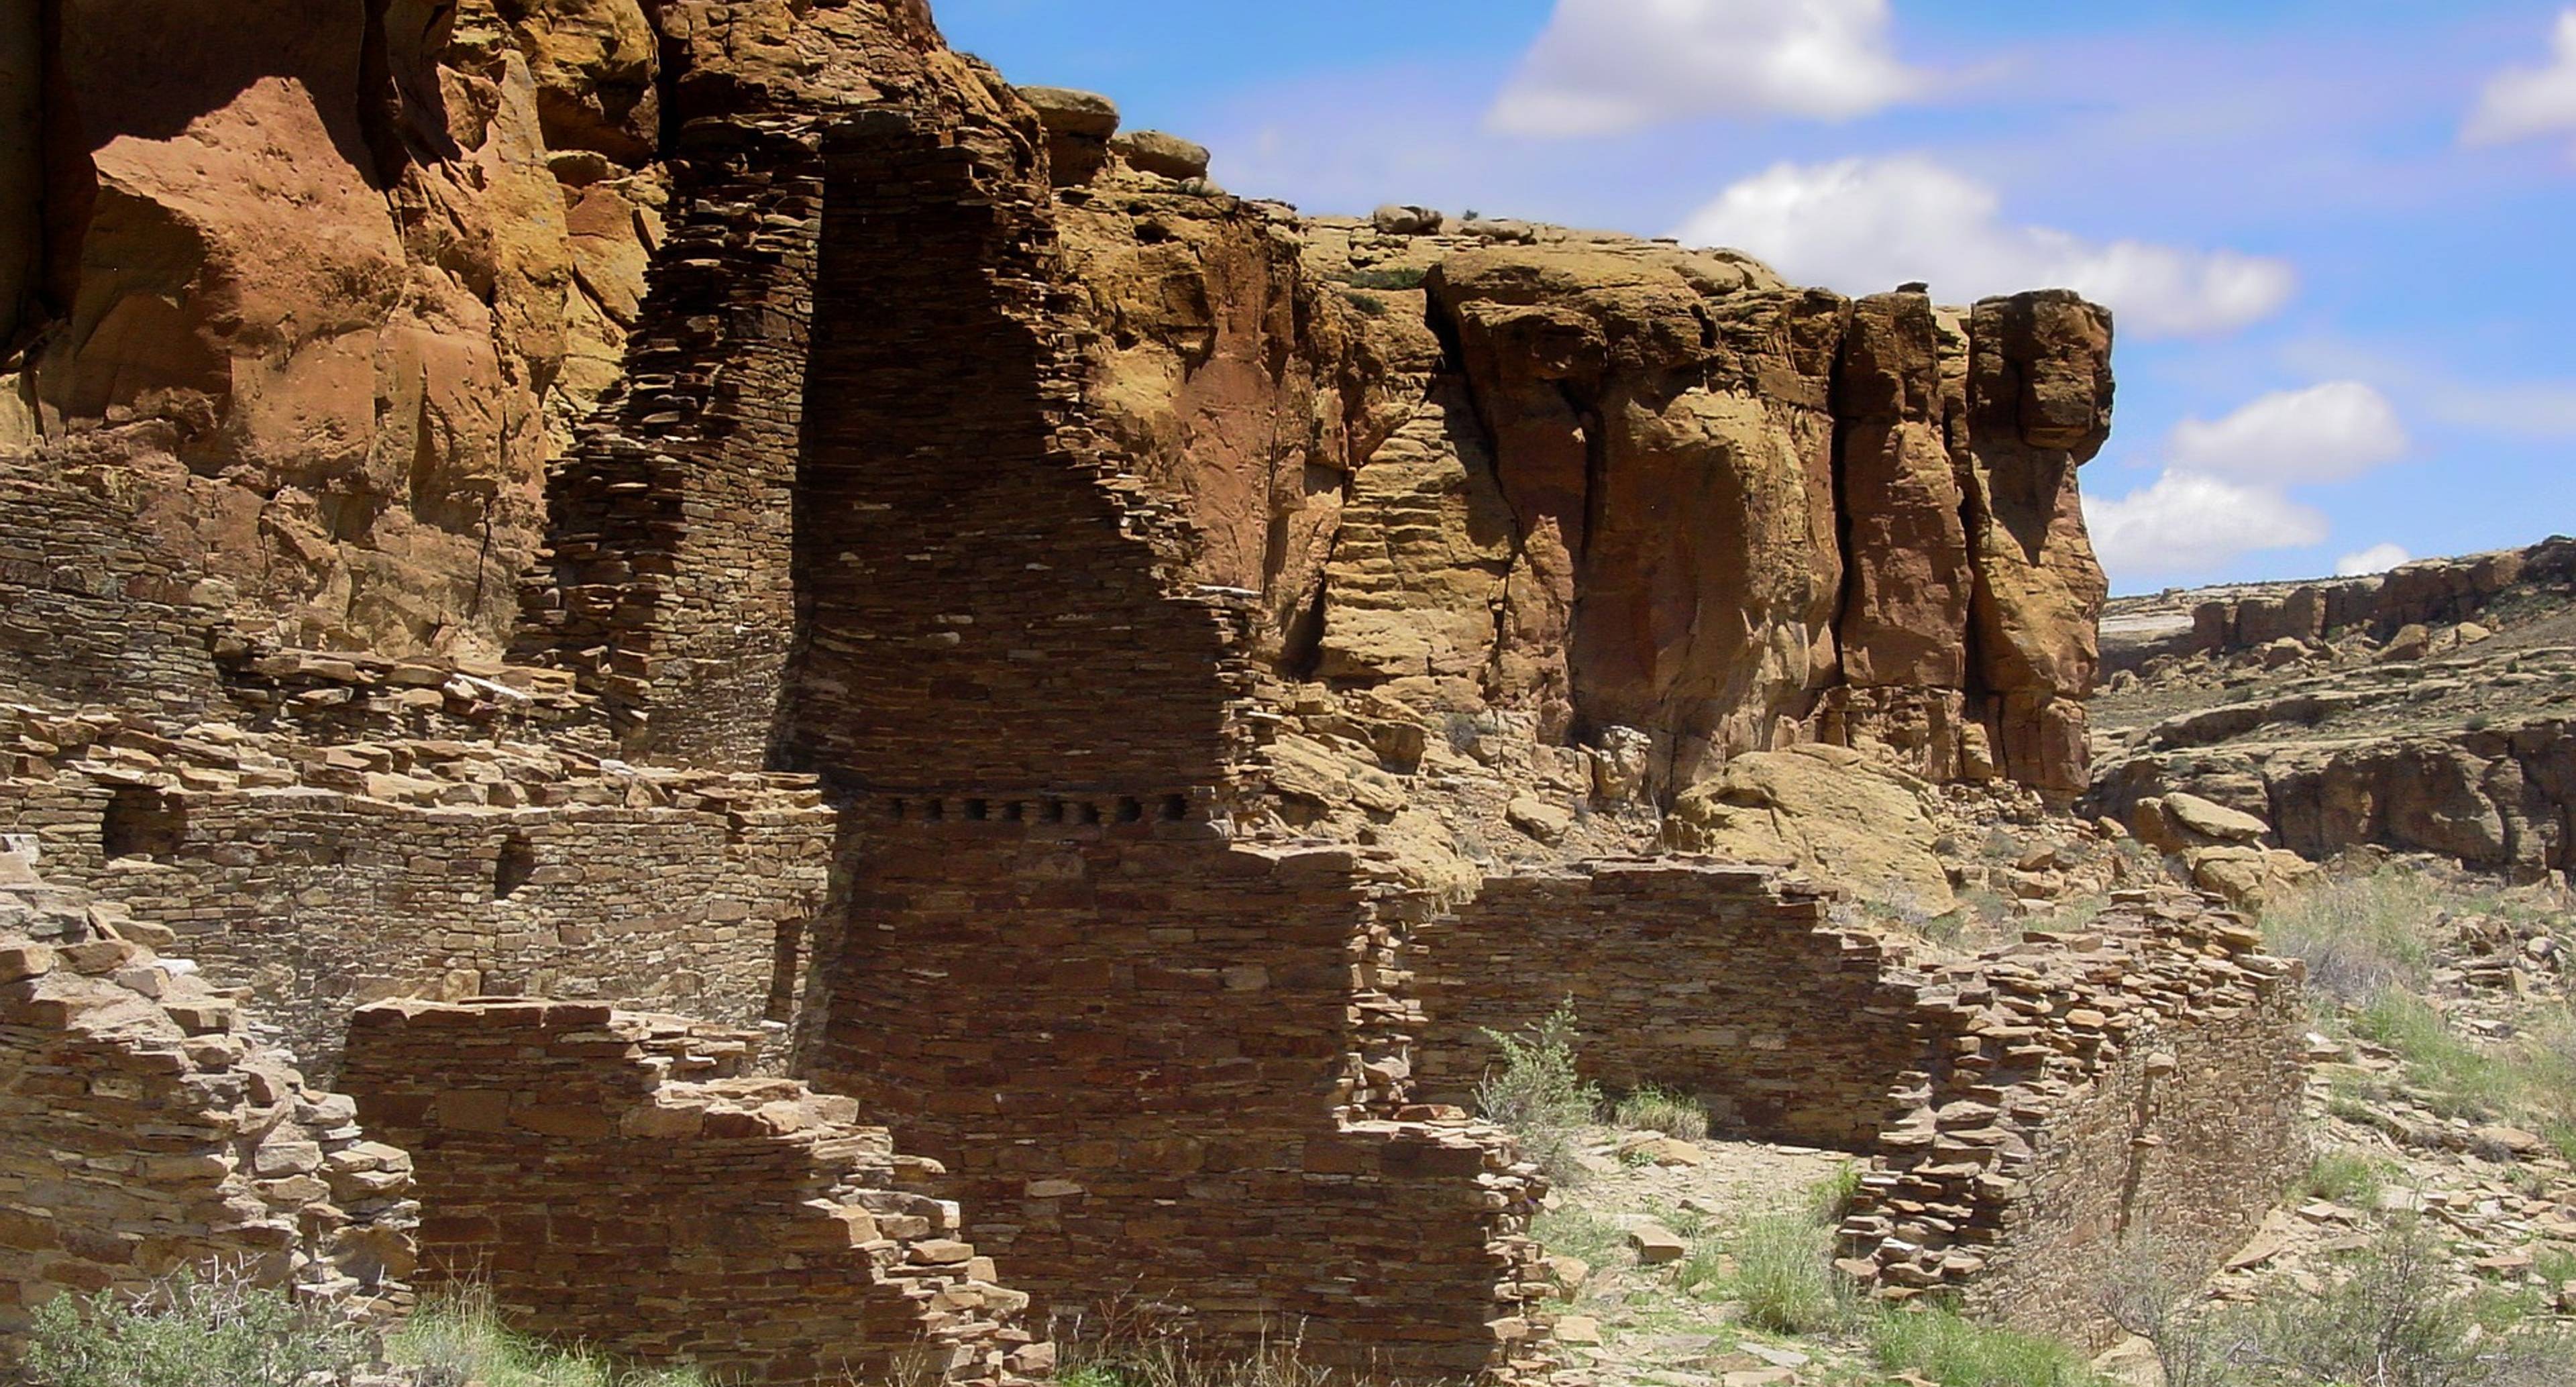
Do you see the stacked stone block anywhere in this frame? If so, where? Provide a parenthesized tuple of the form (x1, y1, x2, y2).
(1411, 860, 1937, 1150)
(800, 824, 1552, 1380)
(341, 999, 1044, 1387)
(1409, 864, 2304, 1349)
(511, 115, 827, 769)
(0, 865, 417, 1356)
(0, 703, 833, 1072)
(1840, 890, 2306, 1344)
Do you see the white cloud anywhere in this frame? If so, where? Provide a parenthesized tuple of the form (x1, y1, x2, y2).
(2335, 543, 2412, 576)
(2465, 9, 2576, 148)
(2166, 382, 2410, 484)
(2084, 471, 2329, 579)
(1676, 156, 2296, 337)
(1489, 0, 1933, 137)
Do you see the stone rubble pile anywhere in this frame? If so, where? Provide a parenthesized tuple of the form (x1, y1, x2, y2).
(0, 857, 418, 1350)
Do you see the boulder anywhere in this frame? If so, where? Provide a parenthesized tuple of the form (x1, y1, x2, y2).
(1372, 205, 1444, 235)
(2163, 792, 2271, 844)
(1664, 744, 1955, 913)
(1112, 130, 1210, 181)
(1018, 85, 1118, 185)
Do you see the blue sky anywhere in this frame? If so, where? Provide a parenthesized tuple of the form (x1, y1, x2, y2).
(933, 1, 2576, 594)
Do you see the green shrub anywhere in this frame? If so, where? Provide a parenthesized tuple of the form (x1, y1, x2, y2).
(390, 1285, 713, 1387)
(23, 1265, 369, 1387)
(1474, 1002, 1601, 1183)
(1611, 1085, 1708, 1141)
(1870, 1305, 2104, 1387)
(1339, 266, 1427, 291)
(1805, 1163, 1863, 1223)
(1725, 1211, 1852, 1334)
(1337, 290, 1388, 318)
(2259, 871, 2440, 1007)
(2306, 1148, 2390, 1205)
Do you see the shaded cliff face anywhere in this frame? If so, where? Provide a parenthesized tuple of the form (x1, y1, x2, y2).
(0, 0, 965, 661)
(1055, 176, 2114, 799)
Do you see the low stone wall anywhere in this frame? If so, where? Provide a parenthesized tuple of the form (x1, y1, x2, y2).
(0, 704, 834, 1072)
(1, 868, 417, 1356)
(1410, 860, 1926, 1150)
(1838, 891, 2306, 1345)
(798, 820, 1552, 1380)
(1407, 863, 2304, 1347)
(341, 999, 1044, 1387)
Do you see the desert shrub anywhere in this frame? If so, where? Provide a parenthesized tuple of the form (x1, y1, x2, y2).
(1725, 1211, 1853, 1334)
(2259, 871, 2440, 1007)
(1869, 1306, 2104, 1387)
(1474, 1002, 1600, 1183)
(1340, 266, 1426, 290)
(2306, 1148, 2391, 1205)
(2231, 1224, 2576, 1387)
(1336, 290, 1387, 318)
(1053, 1302, 1340, 1387)
(390, 1285, 712, 1387)
(1611, 1085, 1708, 1141)
(1805, 1163, 1863, 1223)
(23, 1264, 369, 1387)
(2112, 1225, 2576, 1387)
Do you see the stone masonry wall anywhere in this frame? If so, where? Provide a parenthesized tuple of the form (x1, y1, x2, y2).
(0, 467, 229, 718)
(1407, 864, 2304, 1347)
(1, 866, 417, 1357)
(1837, 890, 2306, 1346)
(511, 115, 823, 769)
(341, 999, 1042, 1387)
(785, 109, 1258, 800)
(0, 705, 833, 1073)
(799, 822, 1552, 1380)
(1410, 861, 1928, 1150)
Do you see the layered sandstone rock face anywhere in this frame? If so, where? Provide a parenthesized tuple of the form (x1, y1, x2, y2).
(1052, 171, 2114, 806)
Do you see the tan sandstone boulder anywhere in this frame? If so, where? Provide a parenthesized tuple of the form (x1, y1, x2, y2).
(1664, 744, 1955, 913)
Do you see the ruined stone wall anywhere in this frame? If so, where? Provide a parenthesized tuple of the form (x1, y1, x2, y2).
(1409, 861, 1933, 1150)
(0, 467, 229, 718)
(784, 109, 1255, 799)
(1839, 891, 2305, 1346)
(1, 870, 416, 1355)
(799, 824, 1549, 1378)
(0, 706, 833, 1072)
(510, 116, 823, 767)
(1406, 863, 2302, 1345)
(341, 999, 1042, 1387)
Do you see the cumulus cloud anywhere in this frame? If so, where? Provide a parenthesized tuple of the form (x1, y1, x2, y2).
(1676, 157, 2297, 337)
(2084, 471, 2329, 579)
(2084, 382, 2412, 583)
(1489, 0, 1933, 136)
(2166, 382, 2409, 484)
(2336, 543, 2412, 577)
(2465, 8, 2576, 149)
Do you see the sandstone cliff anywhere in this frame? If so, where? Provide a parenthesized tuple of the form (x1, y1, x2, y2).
(3, 0, 2118, 818)
(1052, 163, 2115, 805)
